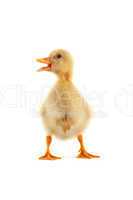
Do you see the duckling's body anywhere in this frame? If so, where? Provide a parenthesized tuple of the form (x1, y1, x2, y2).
(36, 49, 99, 160)
(40, 79, 91, 139)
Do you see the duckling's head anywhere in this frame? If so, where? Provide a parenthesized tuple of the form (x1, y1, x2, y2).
(36, 49, 73, 80)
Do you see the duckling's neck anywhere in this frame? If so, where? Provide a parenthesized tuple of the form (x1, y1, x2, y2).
(57, 71, 72, 82)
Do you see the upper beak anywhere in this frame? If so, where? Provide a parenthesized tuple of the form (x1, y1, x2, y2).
(36, 57, 52, 72)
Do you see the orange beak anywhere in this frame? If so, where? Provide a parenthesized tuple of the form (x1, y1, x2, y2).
(36, 57, 52, 72)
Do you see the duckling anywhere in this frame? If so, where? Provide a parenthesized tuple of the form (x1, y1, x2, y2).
(36, 49, 100, 160)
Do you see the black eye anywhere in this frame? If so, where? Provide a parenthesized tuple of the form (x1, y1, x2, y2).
(56, 54, 62, 59)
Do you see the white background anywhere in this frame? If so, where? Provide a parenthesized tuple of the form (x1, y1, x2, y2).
(0, 0, 133, 199)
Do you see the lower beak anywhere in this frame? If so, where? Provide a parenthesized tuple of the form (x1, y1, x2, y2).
(36, 57, 52, 72)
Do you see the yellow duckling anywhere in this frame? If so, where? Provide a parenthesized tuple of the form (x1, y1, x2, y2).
(36, 49, 100, 160)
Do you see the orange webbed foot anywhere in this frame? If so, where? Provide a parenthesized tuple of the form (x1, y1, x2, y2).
(39, 152, 61, 160)
(77, 150, 100, 159)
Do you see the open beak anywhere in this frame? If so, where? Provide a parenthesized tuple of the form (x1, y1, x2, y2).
(36, 57, 52, 72)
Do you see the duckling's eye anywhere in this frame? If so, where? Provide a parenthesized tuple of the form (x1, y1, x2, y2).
(56, 54, 62, 59)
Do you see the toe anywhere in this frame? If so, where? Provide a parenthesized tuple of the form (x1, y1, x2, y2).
(77, 151, 100, 159)
(38, 153, 61, 160)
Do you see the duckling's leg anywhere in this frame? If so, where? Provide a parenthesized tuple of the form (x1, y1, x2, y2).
(77, 134, 100, 159)
(39, 136, 61, 160)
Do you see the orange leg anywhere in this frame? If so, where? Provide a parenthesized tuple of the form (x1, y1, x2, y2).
(77, 134, 100, 159)
(39, 136, 61, 160)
